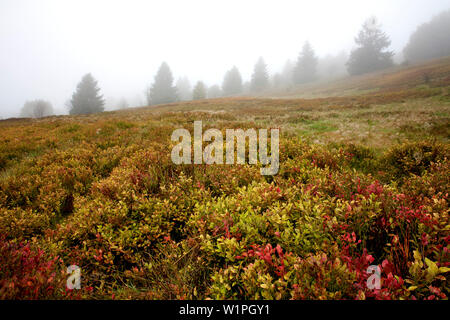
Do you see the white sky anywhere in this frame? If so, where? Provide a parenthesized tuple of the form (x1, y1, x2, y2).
(1, 0, 449, 118)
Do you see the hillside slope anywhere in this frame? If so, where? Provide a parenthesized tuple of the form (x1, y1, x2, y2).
(266, 56, 450, 99)
(0, 57, 449, 300)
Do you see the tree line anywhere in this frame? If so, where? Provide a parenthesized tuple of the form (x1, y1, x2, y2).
(20, 11, 450, 117)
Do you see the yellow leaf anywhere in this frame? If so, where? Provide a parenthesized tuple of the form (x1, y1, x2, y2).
(425, 258, 439, 276)
(438, 267, 450, 273)
(413, 250, 421, 261)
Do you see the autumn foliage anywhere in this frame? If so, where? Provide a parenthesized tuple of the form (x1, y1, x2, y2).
(0, 64, 449, 299)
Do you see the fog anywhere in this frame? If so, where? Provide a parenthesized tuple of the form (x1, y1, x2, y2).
(1, 0, 449, 118)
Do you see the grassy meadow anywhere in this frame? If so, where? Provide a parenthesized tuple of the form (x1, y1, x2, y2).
(0, 58, 449, 300)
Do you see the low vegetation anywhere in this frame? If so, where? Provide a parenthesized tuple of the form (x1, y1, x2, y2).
(0, 59, 449, 300)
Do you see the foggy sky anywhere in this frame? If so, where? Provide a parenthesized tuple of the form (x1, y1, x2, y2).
(1, 0, 449, 118)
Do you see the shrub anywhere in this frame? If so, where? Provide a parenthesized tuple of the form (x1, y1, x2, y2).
(381, 140, 449, 179)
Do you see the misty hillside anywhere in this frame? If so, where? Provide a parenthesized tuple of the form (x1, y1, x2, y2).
(265, 56, 450, 99)
(1, 0, 449, 306)
(1, 54, 448, 301)
(57, 55, 448, 117)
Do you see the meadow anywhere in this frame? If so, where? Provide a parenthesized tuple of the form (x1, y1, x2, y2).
(0, 58, 449, 300)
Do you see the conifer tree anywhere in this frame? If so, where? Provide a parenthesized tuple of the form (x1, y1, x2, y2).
(347, 17, 394, 75)
(69, 73, 105, 115)
(192, 81, 207, 100)
(293, 42, 318, 84)
(250, 57, 269, 92)
(148, 62, 177, 105)
(222, 66, 243, 96)
(403, 10, 450, 63)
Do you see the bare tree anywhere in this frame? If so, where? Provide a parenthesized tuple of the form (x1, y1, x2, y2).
(20, 99, 54, 118)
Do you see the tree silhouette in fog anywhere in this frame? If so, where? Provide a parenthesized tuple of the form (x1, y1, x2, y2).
(69, 73, 105, 115)
(293, 42, 318, 84)
(20, 99, 54, 118)
(222, 66, 243, 96)
(347, 17, 394, 76)
(117, 98, 129, 110)
(176, 76, 192, 101)
(250, 57, 269, 93)
(403, 10, 450, 63)
(192, 81, 207, 100)
(147, 62, 177, 105)
(207, 85, 222, 99)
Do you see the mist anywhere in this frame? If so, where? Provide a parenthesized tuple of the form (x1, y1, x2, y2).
(1, 0, 449, 119)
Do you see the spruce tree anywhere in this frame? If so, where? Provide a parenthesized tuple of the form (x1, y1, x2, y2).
(192, 81, 207, 100)
(222, 66, 243, 96)
(281, 59, 294, 86)
(347, 17, 394, 75)
(148, 62, 177, 105)
(293, 42, 318, 84)
(69, 73, 105, 115)
(250, 57, 269, 92)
